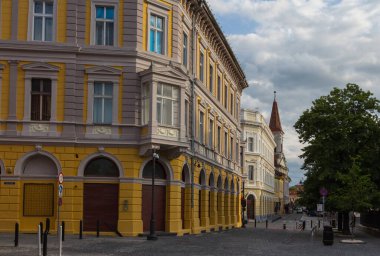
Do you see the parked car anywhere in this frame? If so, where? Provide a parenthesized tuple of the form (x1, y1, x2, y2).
(296, 207, 303, 213)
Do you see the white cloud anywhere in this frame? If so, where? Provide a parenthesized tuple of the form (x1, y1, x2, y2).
(208, 0, 380, 184)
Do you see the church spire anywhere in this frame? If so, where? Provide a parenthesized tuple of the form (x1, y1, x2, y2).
(269, 91, 283, 133)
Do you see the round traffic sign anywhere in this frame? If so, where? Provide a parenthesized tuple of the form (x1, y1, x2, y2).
(319, 187, 328, 196)
(58, 172, 64, 184)
(58, 184, 64, 198)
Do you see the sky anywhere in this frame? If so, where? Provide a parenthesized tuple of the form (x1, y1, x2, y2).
(207, 0, 380, 185)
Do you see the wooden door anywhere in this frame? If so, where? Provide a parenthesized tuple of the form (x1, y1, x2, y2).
(142, 185, 166, 232)
(83, 183, 119, 231)
(247, 197, 255, 220)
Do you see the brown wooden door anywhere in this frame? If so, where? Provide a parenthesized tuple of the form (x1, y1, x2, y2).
(181, 187, 185, 229)
(83, 183, 119, 232)
(247, 197, 255, 220)
(142, 185, 166, 232)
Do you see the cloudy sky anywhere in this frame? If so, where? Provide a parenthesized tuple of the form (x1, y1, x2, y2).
(207, 0, 380, 185)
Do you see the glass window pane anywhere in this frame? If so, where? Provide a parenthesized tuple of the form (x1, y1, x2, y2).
(45, 17, 53, 41)
(163, 98, 172, 125)
(106, 7, 114, 20)
(104, 98, 112, 123)
(156, 100, 162, 124)
(157, 31, 163, 54)
(31, 94, 40, 120)
(34, 2, 43, 13)
(157, 84, 162, 95)
(96, 6, 104, 19)
(149, 29, 155, 52)
(163, 84, 171, 97)
(42, 95, 51, 121)
(96, 22, 104, 45)
(45, 2, 53, 14)
(105, 22, 114, 45)
(104, 83, 113, 96)
(94, 83, 102, 95)
(34, 17, 43, 41)
(150, 15, 155, 27)
(156, 17, 163, 29)
(32, 79, 40, 92)
(93, 98, 102, 123)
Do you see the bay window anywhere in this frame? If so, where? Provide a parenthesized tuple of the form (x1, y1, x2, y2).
(157, 84, 178, 126)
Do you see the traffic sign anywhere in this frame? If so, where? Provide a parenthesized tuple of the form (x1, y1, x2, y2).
(58, 172, 64, 184)
(58, 198, 63, 206)
(319, 187, 328, 196)
(58, 184, 64, 198)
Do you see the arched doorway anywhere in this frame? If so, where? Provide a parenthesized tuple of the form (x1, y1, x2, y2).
(217, 175, 222, 226)
(142, 160, 167, 232)
(230, 179, 235, 224)
(247, 195, 255, 220)
(199, 169, 206, 227)
(181, 164, 190, 229)
(83, 157, 119, 232)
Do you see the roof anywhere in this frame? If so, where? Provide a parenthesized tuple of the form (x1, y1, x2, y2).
(269, 97, 283, 133)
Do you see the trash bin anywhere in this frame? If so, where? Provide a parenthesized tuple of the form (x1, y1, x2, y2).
(323, 226, 334, 245)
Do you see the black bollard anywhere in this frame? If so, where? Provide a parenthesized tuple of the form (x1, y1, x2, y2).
(62, 221, 65, 242)
(39, 222, 44, 244)
(14, 223, 19, 247)
(311, 220, 313, 228)
(302, 221, 306, 231)
(79, 220, 83, 239)
(254, 219, 257, 228)
(45, 218, 50, 234)
(318, 220, 321, 228)
(96, 220, 100, 237)
(43, 231, 48, 256)
(283, 223, 286, 230)
(266, 220, 268, 229)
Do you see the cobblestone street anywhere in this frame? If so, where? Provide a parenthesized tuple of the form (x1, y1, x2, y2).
(1, 216, 379, 256)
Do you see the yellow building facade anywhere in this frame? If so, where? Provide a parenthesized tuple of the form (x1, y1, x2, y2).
(0, 0, 248, 236)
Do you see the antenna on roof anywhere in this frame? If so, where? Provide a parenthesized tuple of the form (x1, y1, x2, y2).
(274, 91, 277, 101)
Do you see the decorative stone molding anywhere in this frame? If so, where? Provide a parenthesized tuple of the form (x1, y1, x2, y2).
(29, 123, 49, 133)
(156, 127, 178, 138)
(92, 126, 112, 135)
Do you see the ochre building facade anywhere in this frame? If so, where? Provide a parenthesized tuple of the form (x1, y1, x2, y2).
(0, 0, 248, 236)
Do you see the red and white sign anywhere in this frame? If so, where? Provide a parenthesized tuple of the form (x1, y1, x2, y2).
(58, 172, 64, 184)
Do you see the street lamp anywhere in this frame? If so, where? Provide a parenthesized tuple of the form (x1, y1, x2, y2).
(147, 149, 159, 241)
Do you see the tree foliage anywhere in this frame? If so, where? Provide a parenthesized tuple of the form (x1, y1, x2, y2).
(294, 84, 380, 212)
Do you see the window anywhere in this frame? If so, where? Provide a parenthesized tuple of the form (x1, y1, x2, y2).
(149, 14, 164, 54)
(230, 137, 233, 159)
(93, 82, 113, 124)
(236, 142, 239, 162)
(199, 112, 204, 143)
(142, 83, 150, 125)
(199, 51, 204, 82)
(157, 84, 178, 126)
(248, 137, 254, 152)
(209, 64, 214, 93)
(224, 131, 228, 157)
(230, 92, 234, 115)
(183, 32, 188, 66)
(217, 126, 221, 153)
(224, 84, 228, 108)
(208, 119, 213, 147)
(217, 76, 221, 101)
(248, 166, 254, 181)
(31, 79, 51, 121)
(95, 6, 115, 45)
(32, 1, 54, 41)
(185, 100, 189, 136)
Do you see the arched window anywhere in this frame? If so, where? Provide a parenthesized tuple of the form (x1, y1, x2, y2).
(209, 172, 214, 187)
(224, 177, 229, 191)
(217, 175, 222, 189)
(142, 160, 167, 179)
(84, 157, 119, 177)
(199, 169, 205, 185)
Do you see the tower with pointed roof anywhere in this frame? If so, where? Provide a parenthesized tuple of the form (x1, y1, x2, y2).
(269, 91, 290, 214)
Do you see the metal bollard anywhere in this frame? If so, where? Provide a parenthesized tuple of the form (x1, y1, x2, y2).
(79, 220, 83, 239)
(59, 225, 62, 256)
(14, 223, 19, 247)
(318, 220, 321, 228)
(43, 232, 48, 256)
(96, 220, 100, 237)
(45, 218, 50, 234)
(311, 220, 313, 228)
(254, 219, 257, 228)
(266, 220, 268, 229)
(62, 221, 65, 242)
(283, 223, 286, 230)
(40, 222, 44, 244)
(302, 221, 306, 231)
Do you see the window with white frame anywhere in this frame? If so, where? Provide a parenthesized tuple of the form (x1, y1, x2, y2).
(199, 51, 204, 82)
(217, 75, 221, 101)
(93, 82, 113, 124)
(209, 64, 214, 93)
(156, 83, 178, 126)
(248, 137, 254, 152)
(248, 165, 254, 181)
(149, 14, 165, 54)
(142, 82, 150, 125)
(208, 119, 213, 147)
(182, 32, 188, 66)
(31, 78, 51, 121)
(32, 1, 54, 41)
(95, 5, 115, 45)
(199, 111, 204, 143)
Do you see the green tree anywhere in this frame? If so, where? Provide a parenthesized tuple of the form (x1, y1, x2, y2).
(294, 84, 380, 234)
